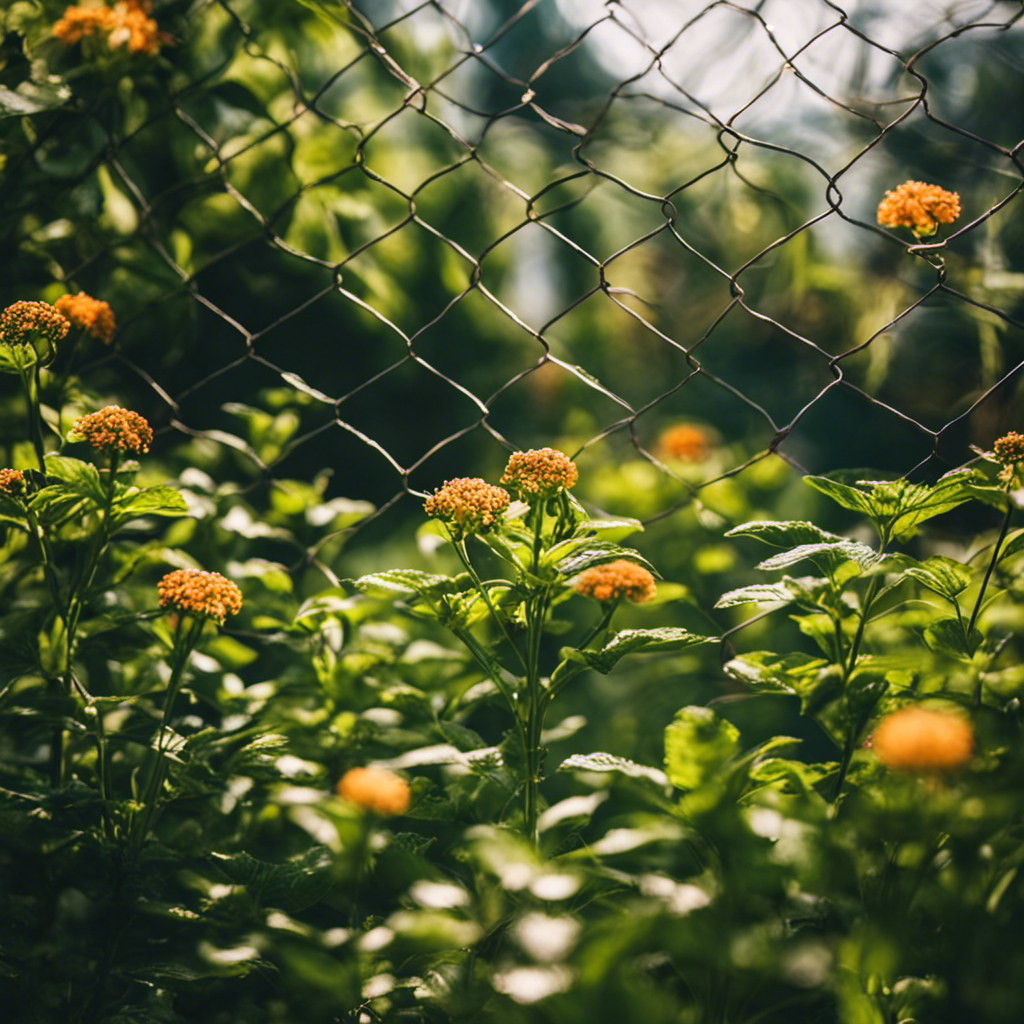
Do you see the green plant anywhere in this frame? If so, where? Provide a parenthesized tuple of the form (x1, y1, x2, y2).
(355, 448, 713, 844)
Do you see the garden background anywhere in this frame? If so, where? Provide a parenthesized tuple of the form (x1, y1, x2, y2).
(4, 1, 1024, 1022)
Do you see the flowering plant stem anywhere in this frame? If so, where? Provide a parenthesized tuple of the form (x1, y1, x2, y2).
(19, 365, 47, 474)
(130, 616, 205, 852)
(50, 450, 121, 788)
(970, 496, 1014, 703)
(832, 530, 890, 804)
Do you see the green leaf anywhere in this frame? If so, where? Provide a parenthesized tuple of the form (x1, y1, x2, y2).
(664, 706, 740, 789)
(725, 520, 841, 547)
(922, 617, 981, 661)
(354, 569, 460, 600)
(724, 651, 837, 715)
(887, 473, 975, 539)
(550, 540, 658, 578)
(754, 540, 877, 573)
(557, 751, 670, 787)
(804, 475, 879, 515)
(27, 484, 88, 523)
(748, 757, 834, 797)
(901, 556, 972, 601)
(562, 627, 713, 674)
(998, 528, 1024, 564)
(575, 516, 644, 542)
(0, 80, 71, 118)
(209, 846, 337, 911)
(113, 485, 189, 521)
(715, 581, 802, 608)
(0, 491, 27, 526)
(43, 454, 105, 504)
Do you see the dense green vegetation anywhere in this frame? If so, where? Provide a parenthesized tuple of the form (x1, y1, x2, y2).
(3, 2, 1024, 1022)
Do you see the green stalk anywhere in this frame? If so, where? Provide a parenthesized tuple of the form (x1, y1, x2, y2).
(453, 538, 527, 674)
(969, 498, 1013, 705)
(523, 587, 550, 846)
(130, 617, 204, 852)
(20, 365, 47, 474)
(832, 533, 889, 804)
(53, 451, 120, 788)
(540, 601, 617, 713)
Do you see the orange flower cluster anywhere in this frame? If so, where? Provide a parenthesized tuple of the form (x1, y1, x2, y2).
(876, 180, 961, 236)
(336, 767, 410, 816)
(871, 706, 973, 773)
(157, 569, 243, 624)
(574, 559, 656, 604)
(500, 447, 578, 502)
(55, 293, 116, 344)
(53, 0, 168, 57)
(424, 477, 510, 538)
(72, 406, 153, 454)
(992, 431, 1024, 466)
(658, 424, 711, 463)
(0, 300, 70, 348)
(0, 469, 25, 496)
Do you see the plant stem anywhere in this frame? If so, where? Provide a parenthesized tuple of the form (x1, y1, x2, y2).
(20, 366, 47, 474)
(130, 617, 203, 851)
(453, 538, 527, 674)
(968, 497, 1013, 641)
(523, 587, 550, 846)
(53, 452, 120, 788)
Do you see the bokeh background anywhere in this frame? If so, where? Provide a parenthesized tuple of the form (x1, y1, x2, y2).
(4, 0, 1024, 592)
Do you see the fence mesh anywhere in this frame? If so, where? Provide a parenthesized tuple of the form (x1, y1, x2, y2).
(8, 0, 1024, 556)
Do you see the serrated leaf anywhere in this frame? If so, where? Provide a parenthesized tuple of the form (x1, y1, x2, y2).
(901, 556, 972, 601)
(724, 651, 827, 695)
(557, 751, 669, 787)
(43, 454, 105, 504)
(664, 706, 740, 790)
(551, 540, 658, 578)
(804, 475, 878, 514)
(114, 485, 189, 520)
(922, 617, 981, 661)
(755, 540, 877, 573)
(888, 475, 975, 539)
(563, 627, 713, 674)
(209, 846, 336, 911)
(715, 582, 800, 608)
(354, 569, 459, 600)
(725, 520, 842, 547)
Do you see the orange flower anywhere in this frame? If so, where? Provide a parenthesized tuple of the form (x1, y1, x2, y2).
(55, 293, 116, 344)
(424, 477, 510, 538)
(657, 424, 712, 463)
(52, 5, 112, 47)
(574, 559, 656, 604)
(871, 706, 973, 772)
(992, 431, 1024, 466)
(0, 300, 70, 348)
(53, 0, 169, 56)
(157, 569, 243, 624)
(877, 180, 961, 237)
(71, 406, 153, 454)
(336, 767, 410, 816)
(0, 469, 25, 496)
(500, 448, 578, 502)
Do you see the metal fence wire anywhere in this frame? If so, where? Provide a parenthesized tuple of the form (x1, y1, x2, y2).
(7, 0, 1024, 547)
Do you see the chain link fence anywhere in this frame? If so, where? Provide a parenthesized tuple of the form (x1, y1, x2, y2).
(6, 0, 1024, 545)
